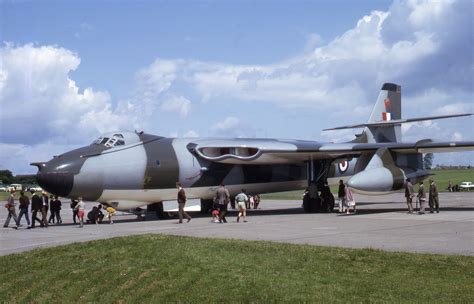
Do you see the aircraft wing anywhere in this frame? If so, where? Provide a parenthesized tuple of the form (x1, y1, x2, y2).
(190, 139, 474, 165)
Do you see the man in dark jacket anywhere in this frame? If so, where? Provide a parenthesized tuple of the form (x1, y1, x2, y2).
(338, 180, 346, 213)
(18, 191, 31, 228)
(50, 195, 62, 224)
(176, 182, 191, 224)
(30, 190, 43, 228)
(70, 199, 79, 224)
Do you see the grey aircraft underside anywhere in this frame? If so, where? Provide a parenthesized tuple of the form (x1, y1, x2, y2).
(31, 83, 473, 213)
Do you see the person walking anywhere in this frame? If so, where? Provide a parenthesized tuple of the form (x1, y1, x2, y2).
(70, 199, 79, 224)
(176, 182, 192, 224)
(3, 190, 19, 229)
(429, 178, 439, 213)
(41, 192, 49, 227)
(17, 191, 31, 228)
(235, 189, 248, 223)
(417, 181, 426, 214)
(215, 184, 230, 223)
(405, 179, 414, 214)
(30, 190, 43, 228)
(50, 195, 62, 224)
(48, 195, 56, 224)
(338, 180, 346, 213)
(345, 186, 356, 214)
(74, 197, 86, 227)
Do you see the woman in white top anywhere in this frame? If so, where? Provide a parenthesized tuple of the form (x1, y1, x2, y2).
(74, 197, 86, 227)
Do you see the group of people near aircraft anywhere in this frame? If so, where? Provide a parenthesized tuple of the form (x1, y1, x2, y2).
(176, 183, 257, 224)
(404, 178, 440, 214)
(337, 180, 356, 215)
(4, 177, 443, 229)
(3, 190, 116, 229)
(3, 190, 62, 229)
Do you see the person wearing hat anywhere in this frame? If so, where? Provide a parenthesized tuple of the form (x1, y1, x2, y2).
(429, 178, 439, 213)
(3, 190, 19, 229)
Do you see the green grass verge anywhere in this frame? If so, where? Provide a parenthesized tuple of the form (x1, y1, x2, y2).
(0, 235, 472, 303)
(429, 168, 474, 191)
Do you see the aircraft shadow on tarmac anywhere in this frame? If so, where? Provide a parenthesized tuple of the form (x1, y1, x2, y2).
(38, 204, 474, 228)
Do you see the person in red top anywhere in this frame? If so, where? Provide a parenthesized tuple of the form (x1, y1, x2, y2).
(176, 182, 191, 224)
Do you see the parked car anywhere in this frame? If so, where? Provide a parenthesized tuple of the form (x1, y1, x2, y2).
(0, 184, 7, 192)
(459, 182, 474, 191)
(28, 185, 43, 192)
(6, 184, 22, 191)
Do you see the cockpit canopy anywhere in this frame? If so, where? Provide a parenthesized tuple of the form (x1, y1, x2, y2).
(92, 132, 141, 148)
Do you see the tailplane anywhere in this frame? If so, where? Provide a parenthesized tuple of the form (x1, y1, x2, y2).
(324, 83, 472, 143)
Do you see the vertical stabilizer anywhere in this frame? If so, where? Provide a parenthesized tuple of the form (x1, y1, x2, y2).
(364, 83, 401, 143)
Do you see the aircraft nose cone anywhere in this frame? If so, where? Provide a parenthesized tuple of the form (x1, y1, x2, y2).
(36, 171, 74, 197)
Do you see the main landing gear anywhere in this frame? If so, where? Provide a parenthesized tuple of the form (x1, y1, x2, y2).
(303, 160, 335, 213)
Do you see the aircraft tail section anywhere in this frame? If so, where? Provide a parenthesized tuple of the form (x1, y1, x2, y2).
(363, 83, 402, 143)
(324, 83, 402, 143)
(325, 83, 471, 144)
(367, 83, 402, 123)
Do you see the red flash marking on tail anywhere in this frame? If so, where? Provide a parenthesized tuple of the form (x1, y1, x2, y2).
(384, 98, 392, 111)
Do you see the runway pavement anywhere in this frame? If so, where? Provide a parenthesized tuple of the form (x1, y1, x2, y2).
(1, 192, 473, 256)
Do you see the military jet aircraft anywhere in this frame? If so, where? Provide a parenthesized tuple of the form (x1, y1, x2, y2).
(31, 83, 473, 214)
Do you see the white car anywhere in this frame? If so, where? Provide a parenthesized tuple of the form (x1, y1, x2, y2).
(459, 182, 474, 191)
(28, 186, 43, 192)
(0, 185, 7, 192)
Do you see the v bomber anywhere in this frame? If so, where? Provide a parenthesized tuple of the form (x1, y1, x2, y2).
(31, 83, 474, 212)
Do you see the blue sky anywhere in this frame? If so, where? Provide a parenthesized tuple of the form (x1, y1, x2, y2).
(1, 0, 473, 174)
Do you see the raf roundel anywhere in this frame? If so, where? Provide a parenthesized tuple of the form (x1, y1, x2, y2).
(338, 160, 349, 173)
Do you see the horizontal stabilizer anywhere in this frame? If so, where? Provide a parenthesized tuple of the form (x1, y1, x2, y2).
(323, 113, 472, 131)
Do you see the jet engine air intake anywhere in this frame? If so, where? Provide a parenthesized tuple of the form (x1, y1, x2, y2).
(196, 147, 260, 161)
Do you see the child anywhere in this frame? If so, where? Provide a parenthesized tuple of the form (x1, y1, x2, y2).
(106, 206, 116, 224)
(211, 208, 220, 223)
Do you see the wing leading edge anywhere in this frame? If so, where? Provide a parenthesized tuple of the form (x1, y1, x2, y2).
(191, 139, 474, 165)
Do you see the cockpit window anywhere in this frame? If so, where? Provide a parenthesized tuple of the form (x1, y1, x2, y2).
(92, 134, 127, 147)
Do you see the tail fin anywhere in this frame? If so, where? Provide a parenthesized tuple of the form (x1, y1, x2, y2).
(364, 83, 401, 143)
(324, 83, 471, 143)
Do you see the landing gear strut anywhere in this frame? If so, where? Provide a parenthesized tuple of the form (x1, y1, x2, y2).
(303, 160, 335, 213)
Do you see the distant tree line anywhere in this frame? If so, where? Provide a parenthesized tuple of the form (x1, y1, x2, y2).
(0, 170, 37, 185)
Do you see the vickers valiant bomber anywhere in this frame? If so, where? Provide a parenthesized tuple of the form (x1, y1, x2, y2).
(31, 83, 473, 215)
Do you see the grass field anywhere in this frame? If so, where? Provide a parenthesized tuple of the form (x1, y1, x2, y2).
(0, 235, 472, 303)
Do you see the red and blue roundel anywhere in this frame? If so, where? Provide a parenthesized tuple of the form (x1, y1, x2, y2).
(338, 160, 349, 173)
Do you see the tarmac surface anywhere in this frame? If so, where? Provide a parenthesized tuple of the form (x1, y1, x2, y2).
(1, 192, 473, 256)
